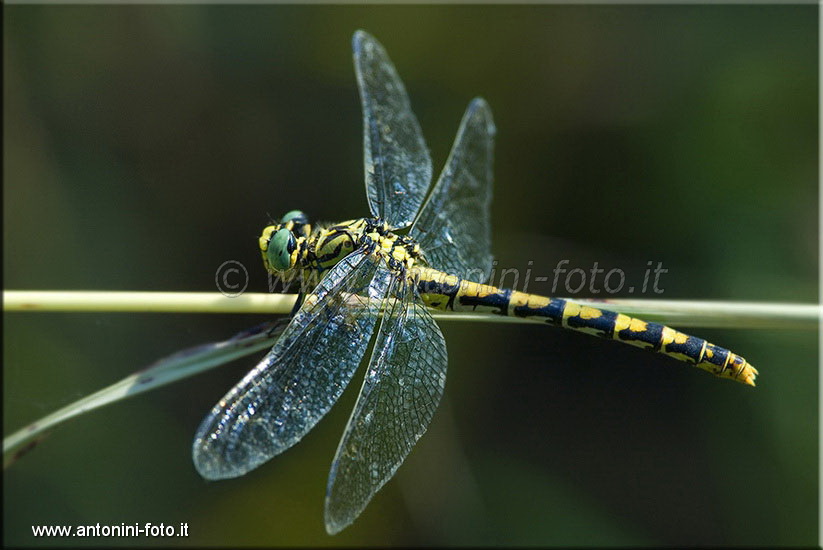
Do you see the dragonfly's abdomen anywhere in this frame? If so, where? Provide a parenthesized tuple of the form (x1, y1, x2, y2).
(413, 266, 757, 386)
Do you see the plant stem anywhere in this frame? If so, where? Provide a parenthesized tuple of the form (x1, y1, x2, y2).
(4, 290, 819, 329)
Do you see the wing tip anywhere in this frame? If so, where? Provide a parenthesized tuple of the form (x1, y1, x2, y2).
(324, 488, 354, 535)
(324, 495, 358, 535)
(192, 439, 239, 481)
(470, 96, 489, 110)
(467, 96, 496, 135)
(352, 29, 367, 45)
(353, 29, 378, 55)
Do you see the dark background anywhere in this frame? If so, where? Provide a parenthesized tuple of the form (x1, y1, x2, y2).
(4, 5, 818, 547)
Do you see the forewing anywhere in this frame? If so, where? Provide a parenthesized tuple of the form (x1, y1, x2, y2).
(324, 277, 447, 534)
(411, 98, 496, 282)
(193, 250, 392, 480)
(353, 30, 432, 229)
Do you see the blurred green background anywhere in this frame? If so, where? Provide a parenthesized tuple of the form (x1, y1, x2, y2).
(4, 5, 818, 547)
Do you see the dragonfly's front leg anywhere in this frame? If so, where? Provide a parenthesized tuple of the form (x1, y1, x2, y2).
(262, 294, 303, 339)
(290, 292, 305, 317)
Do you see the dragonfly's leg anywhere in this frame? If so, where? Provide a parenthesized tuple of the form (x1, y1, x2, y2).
(290, 292, 305, 316)
(262, 318, 290, 339)
(260, 295, 303, 338)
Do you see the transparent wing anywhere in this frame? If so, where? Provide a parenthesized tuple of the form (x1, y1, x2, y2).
(324, 276, 447, 534)
(411, 98, 496, 282)
(353, 30, 432, 229)
(193, 250, 392, 480)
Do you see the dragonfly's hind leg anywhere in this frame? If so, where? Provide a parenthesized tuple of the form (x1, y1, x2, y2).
(261, 294, 303, 339)
(290, 292, 305, 316)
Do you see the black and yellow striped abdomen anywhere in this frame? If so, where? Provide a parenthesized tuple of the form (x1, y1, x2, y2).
(412, 266, 757, 386)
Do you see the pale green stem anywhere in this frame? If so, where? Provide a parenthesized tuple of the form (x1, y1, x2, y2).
(4, 290, 820, 328)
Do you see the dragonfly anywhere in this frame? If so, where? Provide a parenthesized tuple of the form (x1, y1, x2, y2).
(192, 30, 758, 534)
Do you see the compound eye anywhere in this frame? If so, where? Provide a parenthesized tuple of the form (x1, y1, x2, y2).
(280, 210, 309, 225)
(267, 228, 296, 271)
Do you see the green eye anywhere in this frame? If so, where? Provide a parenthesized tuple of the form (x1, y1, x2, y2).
(280, 210, 308, 225)
(267, 228, 295, 271)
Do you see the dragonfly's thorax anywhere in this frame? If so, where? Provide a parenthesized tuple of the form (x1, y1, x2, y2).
(310, 217, 422, 273)
(309, 218, 371, 271)
(260, 214, 422, 279)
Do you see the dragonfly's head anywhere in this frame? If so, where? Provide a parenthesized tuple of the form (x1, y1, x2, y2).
(259, 210, 311, 273)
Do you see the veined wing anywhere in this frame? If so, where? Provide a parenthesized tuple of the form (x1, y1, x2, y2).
(193, 250, 392, 480)
(324, 274, 447, 534)
(353, 30, 432, 230)
(411, 98, 496, 282)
